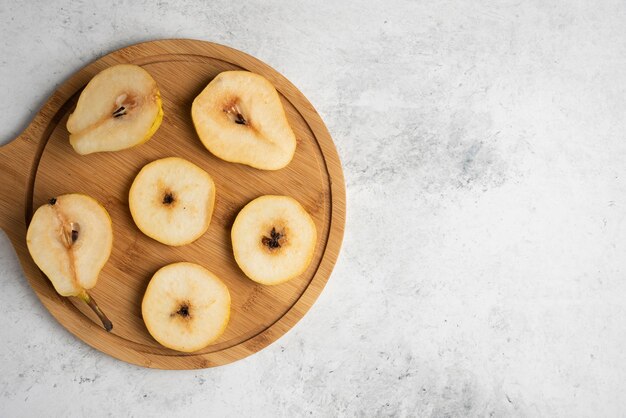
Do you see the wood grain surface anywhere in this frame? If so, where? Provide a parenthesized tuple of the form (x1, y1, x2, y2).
(0, 39, 345, 369)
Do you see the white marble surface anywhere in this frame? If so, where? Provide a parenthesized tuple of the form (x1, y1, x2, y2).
(2, 0, 626, 416)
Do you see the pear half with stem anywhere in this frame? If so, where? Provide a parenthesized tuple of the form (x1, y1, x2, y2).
(192, 71, 297, 170)
(26, 194, 113, 331)
(67, 64, 163, 155)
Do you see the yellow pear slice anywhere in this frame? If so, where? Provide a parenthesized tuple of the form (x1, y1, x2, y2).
(26, 194, 113, 331)
(191, 71, 296, 170)
(142, 262, 231, 352)
(129, 157, 216, 246)
(67, 64, 163, 155)
(231, 195, 317, 285)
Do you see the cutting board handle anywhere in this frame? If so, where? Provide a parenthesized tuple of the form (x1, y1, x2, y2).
(0, 128, 40, 236)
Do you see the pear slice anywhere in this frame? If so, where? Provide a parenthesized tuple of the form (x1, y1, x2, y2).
(67, 64, 163, 155)
(26, 194, 113, 331)
(142, 262, 231, 352)
(129, 157, 216, 246)
(231, 195, 317, 285)
(191, 71, 297, 170)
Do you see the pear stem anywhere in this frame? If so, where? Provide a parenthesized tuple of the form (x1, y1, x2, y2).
(79, 291, 113, 332)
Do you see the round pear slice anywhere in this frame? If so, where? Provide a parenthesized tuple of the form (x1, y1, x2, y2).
(142, 262, 231, 352)
(67, 64, 163, 155)
(26, 194, 113, 331)
(129, 157, 216, 246)
(191, 71, 297, 170)
(231, 195, 317, 285)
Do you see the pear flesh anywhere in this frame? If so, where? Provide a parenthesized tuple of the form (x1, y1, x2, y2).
(26, 194, 113, 331)
(67, 64, 163, 155)
(129, 157, 216, 246)
(231, 195, 317, 285)
(192, 71, 297, 170)
(142, 262, 231, 352)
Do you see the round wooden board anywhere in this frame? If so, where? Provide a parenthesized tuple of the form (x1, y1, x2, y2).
(0, 39, 345, 369)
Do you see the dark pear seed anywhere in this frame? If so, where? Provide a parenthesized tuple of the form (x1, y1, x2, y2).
(235, 113, 246, 125)
(112, 106, 126, 118)
(262, 227, 282, 249)
(163, 193, 174, 205)
(177, 304, 190, 317)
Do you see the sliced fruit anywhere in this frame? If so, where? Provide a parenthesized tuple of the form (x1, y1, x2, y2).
(129, 157, 215, 246)
(191, 71, 296, 170)
(231, 195, 317, 285)
(26, 193, 113, 331)
(67, 64, 163, 155)
(142, 262, 231, 352)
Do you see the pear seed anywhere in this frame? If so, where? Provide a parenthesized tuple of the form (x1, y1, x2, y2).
(262, 227, 283, 249)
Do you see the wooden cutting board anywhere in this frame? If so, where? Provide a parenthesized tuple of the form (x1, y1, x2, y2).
(0, 39, 345, 369)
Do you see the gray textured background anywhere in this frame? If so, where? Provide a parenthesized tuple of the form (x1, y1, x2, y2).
(2, 0, 626, 416)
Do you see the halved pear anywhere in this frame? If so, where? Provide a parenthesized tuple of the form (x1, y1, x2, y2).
(26, 194, 113, 331)
(142, 262, 231, 352)
(191, 71, 296, 170)
(129, 157, 216, 246)
(67, 64, 163, 155)
(231, 195, 317, 285)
